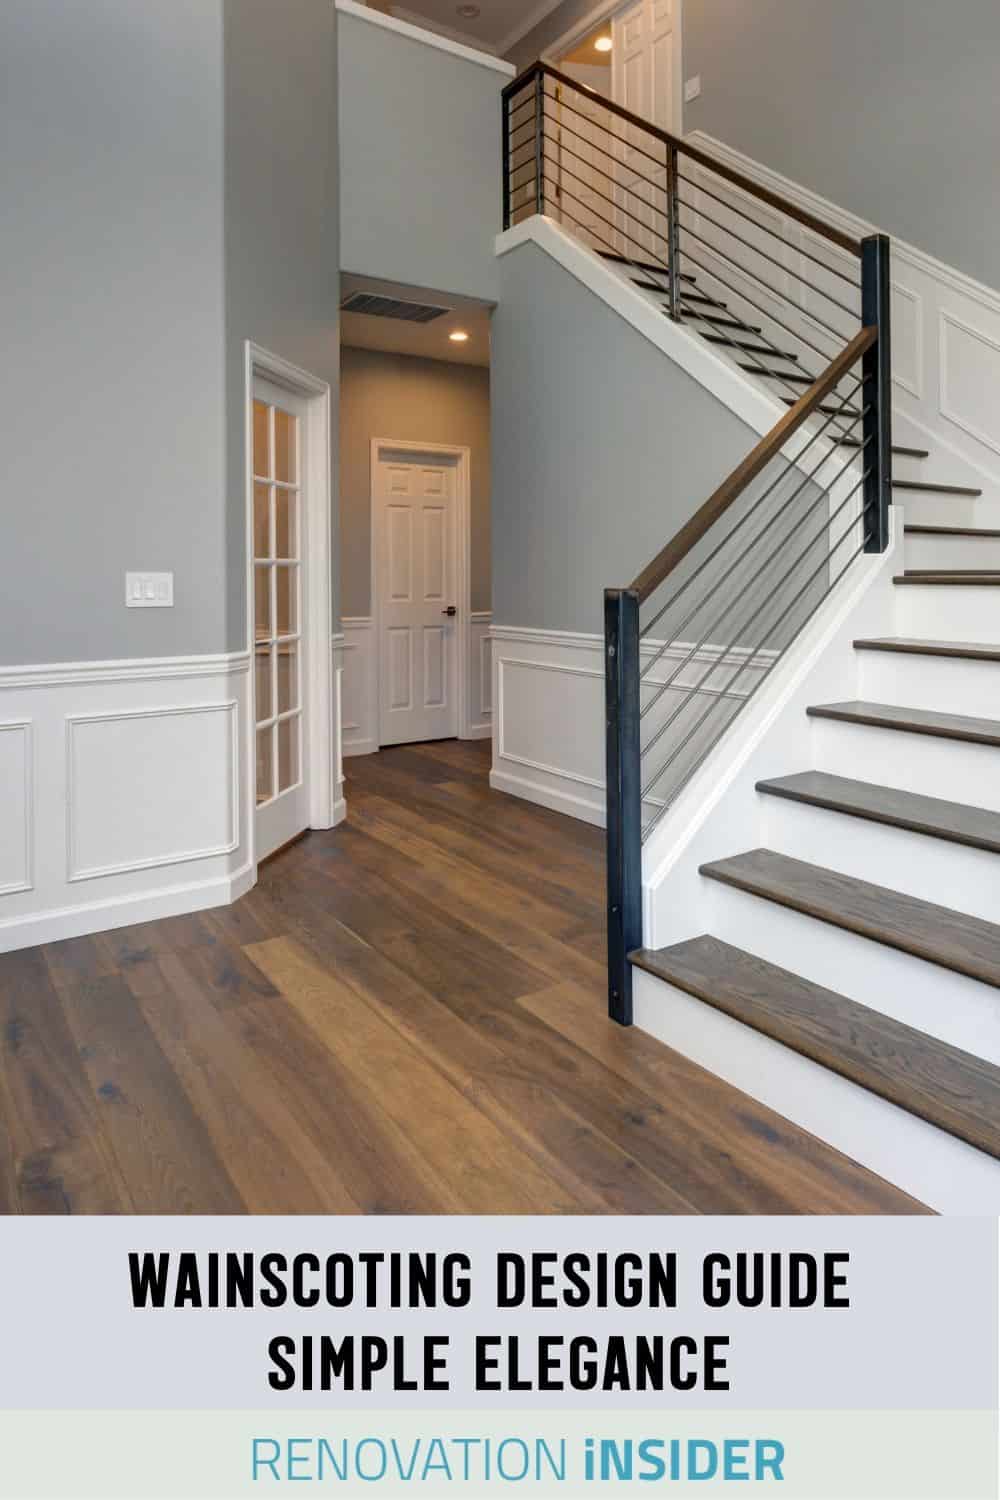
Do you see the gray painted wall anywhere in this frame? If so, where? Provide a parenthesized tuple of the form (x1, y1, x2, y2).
(0, 1, 341, 666)
(683, 0, 1000, 288)
(223, 0, 341, 641)
(340, 348, 491, 618)
(0, 1, 227, 665)
(491, 240, 758, 635)
(338, 11, 507, 301)
(509, 0, 1000, 288)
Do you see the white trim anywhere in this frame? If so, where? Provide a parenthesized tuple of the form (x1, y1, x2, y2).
(0, 650, 249, 691)
(245, 342, 337, 863)
(0, 720, 33, 897)
(335, 0, 515, 74)
(370, 438, 475, 746)
(65, 701, 240, 883)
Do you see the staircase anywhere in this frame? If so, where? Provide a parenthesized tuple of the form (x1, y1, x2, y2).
(502, 63, 1000, 1208)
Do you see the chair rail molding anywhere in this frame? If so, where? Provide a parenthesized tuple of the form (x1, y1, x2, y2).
(0, 650, 253, 953)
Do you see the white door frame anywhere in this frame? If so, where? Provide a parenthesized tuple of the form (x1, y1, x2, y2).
(244, 340, 338, 869)
(542, 0, 683, 136)
(370, 437, 473, 747)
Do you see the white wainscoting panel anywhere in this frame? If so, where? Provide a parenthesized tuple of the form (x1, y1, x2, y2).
(490, 625, 772, 826)
(67, 703, 238, 882)
(0, 721, 33, 895)
(341, 617, 377, 756)
(467, 610, 493, 738)
(686, 130, 1000, 501)
(0, 652, 252, 954)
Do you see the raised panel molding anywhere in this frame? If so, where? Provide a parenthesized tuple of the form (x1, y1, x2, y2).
(66, 702, 239, 882)
(0, 721, 33, 896)
(939, 309, 1000, 459)
(890, 281, 923, 400)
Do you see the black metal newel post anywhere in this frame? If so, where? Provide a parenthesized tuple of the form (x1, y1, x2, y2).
(534, 68, 545, 216)
(666, 143, 681, 321)
(861, 233, 892, 552)
(605, 587, 642, 1027)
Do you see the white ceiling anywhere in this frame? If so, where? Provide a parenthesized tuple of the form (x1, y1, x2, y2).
(389, 0, 564, 54)
(340, 273, 493, 367)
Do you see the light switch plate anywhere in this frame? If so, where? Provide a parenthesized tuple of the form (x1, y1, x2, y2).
(684, 74, 702, 102)
(126, 572, 174, 608)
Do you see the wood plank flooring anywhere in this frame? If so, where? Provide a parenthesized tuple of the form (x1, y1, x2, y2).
(0, 740, 927, 1214)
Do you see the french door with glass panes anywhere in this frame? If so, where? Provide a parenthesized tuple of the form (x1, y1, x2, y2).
(253, 378, 309, 861)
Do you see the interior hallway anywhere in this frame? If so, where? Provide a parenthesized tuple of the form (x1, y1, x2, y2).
(0, 741, 927, 1214)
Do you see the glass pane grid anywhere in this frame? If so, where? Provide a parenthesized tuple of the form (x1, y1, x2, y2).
(254, 399, 304, 812)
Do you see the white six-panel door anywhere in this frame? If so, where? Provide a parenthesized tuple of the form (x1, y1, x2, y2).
(611, 0, 675, 261)
(374, 447, 459, 746)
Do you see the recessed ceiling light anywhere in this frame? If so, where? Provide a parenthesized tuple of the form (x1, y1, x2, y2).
(594, 34, 613, 51)
(449, 330, 470, 343)
(457, 4, 480, 17)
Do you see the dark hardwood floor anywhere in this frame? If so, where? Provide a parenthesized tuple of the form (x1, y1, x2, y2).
(0, 739, 927, 1214)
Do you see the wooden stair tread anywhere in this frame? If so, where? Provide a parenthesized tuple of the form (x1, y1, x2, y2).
(781, 397, 862, 419)
(807, 699, 1000, 746)
(756, 769, 1000, 855)
(741, 364, 811, 384)
(705, 336, 800, 360)
(682, 312, 763, 333)
(892, 479, 983, 497)
(905, 524, 1000, 537)
(894, 571, 1000, 585)
(631, 935, 1000, 1161)
(836, 438, 929, 458)
(854, 636, 1000, 662)
(699, 847, 1000, 988)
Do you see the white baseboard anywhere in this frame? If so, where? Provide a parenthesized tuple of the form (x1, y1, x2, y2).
(489, 766, 604, 826)
(332, 796, 348, 827)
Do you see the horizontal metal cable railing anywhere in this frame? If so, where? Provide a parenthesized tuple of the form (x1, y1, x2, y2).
(502, 63, 866, 425)
(501, 62, 893, 1028)
(602, 313, 892, 1026)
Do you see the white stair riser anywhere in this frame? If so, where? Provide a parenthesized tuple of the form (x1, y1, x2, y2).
(707, 879, 1000, 1063)
(809, 716, 1000, 811)
(858, 649, 1000, 715)
(633, 968, 1000, 1214)
(904, 532, 1000, 570)
(893, 494, 984, 527)
(761, 793, 1000, 925)
(895, 582, 1000, 642)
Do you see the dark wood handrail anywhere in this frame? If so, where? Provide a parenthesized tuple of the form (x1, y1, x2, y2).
(504, 60, 863, 259)
(630, 326, 877, 603)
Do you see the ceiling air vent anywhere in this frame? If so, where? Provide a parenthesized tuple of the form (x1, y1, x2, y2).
(339, 292, 451, 324)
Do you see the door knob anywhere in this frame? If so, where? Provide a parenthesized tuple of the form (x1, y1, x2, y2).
(442, 605, 457, 616)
